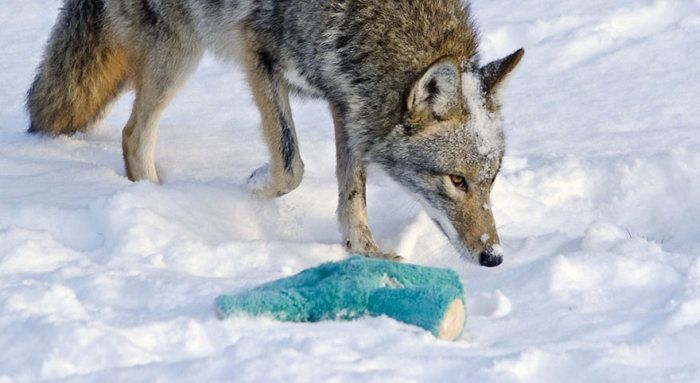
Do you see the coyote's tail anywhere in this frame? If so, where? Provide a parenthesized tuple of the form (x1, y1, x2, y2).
(27, 0, 129, 135)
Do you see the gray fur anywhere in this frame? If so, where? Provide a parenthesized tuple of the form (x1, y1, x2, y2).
(27, 0, 523, 265)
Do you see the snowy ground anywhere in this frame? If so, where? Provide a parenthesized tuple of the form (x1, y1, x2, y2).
(1, 0, 699, 382)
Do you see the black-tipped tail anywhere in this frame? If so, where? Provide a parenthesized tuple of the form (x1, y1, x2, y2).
(26, 0, 129, 136)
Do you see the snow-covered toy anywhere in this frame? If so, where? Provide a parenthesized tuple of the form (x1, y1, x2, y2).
(215, 256, 466, 340)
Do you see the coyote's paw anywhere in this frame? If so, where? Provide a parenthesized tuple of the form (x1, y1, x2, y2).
(361, 251, 405, 262)
(247, 164, 275, 198)
(345, 226, 404, 262)
(125, 159, 160, 184)
(247, 163, 304, 199)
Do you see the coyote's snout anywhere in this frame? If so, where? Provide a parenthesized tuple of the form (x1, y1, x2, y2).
(27, 0, 523, 266)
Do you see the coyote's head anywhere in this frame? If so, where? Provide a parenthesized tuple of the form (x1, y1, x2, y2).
(371, 49, 524, 267)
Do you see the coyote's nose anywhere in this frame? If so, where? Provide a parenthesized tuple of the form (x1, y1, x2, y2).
(479, 251, 502, 267)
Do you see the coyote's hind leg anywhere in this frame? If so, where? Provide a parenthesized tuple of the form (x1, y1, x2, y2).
(122, 47, 202, 183)
(243, 42, 304, 198)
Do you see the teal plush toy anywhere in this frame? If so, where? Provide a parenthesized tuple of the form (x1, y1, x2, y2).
(215, 256, 466, 340)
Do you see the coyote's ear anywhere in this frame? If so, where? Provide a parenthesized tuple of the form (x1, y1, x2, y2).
(407, 57, 460, 122)
(480, 48, 524, 95)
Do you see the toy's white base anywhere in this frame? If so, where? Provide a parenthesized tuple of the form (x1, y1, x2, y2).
(438, 299, 465, 341)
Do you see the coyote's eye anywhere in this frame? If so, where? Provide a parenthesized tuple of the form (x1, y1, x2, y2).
(449, 175, 469, 192)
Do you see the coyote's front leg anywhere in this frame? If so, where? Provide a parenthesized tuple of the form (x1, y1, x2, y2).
(243, 41, 304, 198)
(331, 106, 402, 261)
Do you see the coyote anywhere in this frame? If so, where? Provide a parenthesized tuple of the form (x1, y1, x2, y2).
(27, 0, 523, 267)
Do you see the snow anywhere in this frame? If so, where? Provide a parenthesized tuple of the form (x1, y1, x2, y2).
(1, 0, 699, 381)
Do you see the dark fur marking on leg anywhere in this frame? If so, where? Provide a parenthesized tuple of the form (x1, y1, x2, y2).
(258, 51, 277, 77)
(359, 168, 368, 206)
(279, 115, 296, 172)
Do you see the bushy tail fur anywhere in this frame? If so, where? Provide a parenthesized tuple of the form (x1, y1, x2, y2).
(27, 0, 129, 135)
